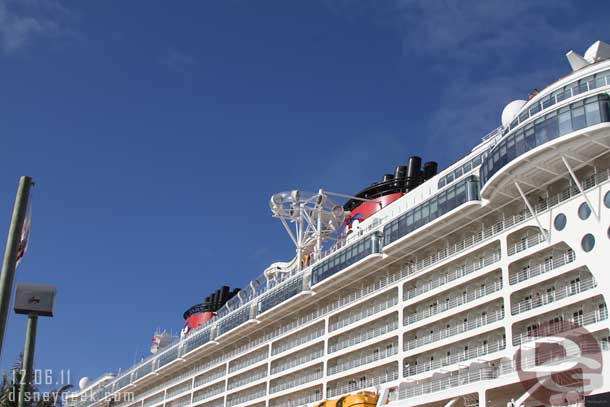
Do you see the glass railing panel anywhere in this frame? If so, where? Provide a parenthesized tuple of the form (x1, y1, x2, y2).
(258, 275, 303, 314)
(311, 234, 376, 286)
(217, 307, 251, 337)
(481, 95, 610, 186)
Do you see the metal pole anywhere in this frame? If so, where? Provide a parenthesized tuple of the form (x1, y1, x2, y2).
(18, 314, 38, 407)
(0, 176, 33, 357)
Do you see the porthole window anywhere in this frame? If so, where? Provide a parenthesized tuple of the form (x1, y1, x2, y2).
(581, 234, 595, 252)
(605, 191, 610, 208)
(554, 213, 567, 231)
(578, 202, 591, 220)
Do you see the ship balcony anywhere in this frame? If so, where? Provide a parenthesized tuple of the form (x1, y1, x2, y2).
(403, 276, 503, 327)
(192, 382, 225, 406)
(165, 395, 189, 407)
(327, 338, 398, 376)
(509, 246, 575, 286)
(328, 313, 398, 354)
(326, 363, 398, 398)
(268, 364, 323, 395)
(165, 380, 191, 400)
(193, 366, 225, 390)
(270, 342, 324, 376)
(403, 303, 505, 353)
(403, 247, 501, 303)
(510, 269, 597, 316)
(194, 399, 223, 407)
(225, 384, 267, 407)
(269, 386, 322, 407)
(480, 94, 610, 202)
(507, 228, 546, 257)
(142, 392, 164, 407)
(512, 297, 608, 346)
(227, 365, 267, 391)
(228, 346, 268, 374)
(403, 331, 506, 378)
(271, 321, 325, 356)
(398, 360, 508, 402)
(329, 288, 398, 332)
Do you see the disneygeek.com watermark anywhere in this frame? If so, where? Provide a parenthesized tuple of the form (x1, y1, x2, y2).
(514, 320, 604, 406)
(7, 369, 134, 404)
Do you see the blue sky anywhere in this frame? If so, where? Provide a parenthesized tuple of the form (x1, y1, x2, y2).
(0, 0, 609, 383)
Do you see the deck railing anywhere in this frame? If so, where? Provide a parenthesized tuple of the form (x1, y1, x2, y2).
(509, 250, 576, 285)
(511, 277, 597, 315)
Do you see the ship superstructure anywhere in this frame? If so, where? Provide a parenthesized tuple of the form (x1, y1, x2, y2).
(68, 41, 610, 407)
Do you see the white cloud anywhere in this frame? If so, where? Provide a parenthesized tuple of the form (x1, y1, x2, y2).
(0, 0, 69, 54)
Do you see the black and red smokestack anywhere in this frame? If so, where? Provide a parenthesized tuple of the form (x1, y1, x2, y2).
(182, 286, 240, 335)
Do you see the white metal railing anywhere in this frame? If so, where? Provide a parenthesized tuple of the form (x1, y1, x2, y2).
(511, 278, 597, 315)
(196, 399, 224, 407)
(142, 393, 164, 407)
(271, 345, 324, 375)
(166, 395, 189, 407)
(272, 325, 325, 356)
(404, 280, 502, 325)
(399, 169, 610, 285)
(404, 251, 501, 301)
(270, 369, 323, 394)
(226, 386, 267, 407)
(508, 232, 545, 256)
(400, 344, 610, 401)
(404, 339, 506, 377)
(228, 367, 267, 390)
(192, 383, 225, 403)
(328, 345, 397, 376)
(270, 390, 322, 407)
(513, 307, 608, 346)
(404, 309, 505, 352)
(509, 250, 576, 285)
(166, 381, 191, 399)
(329, 318, 398, 353)
(330, 295, 398, 332)
(194, 367, 225, 389)
(327, 370, 398, 398)
(229, 348, 268, 373)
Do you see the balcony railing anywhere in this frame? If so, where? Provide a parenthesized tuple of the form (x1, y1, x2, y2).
(269, 369, 323, 394)
(192, 383, 225, 403)
(509, 250, 576, 285)
(404, 339, 506, 377)
(327, 370, 398, 398)
(271, 345, 324, 375)
(272, 325, 325, 356)
(404, 309, 505, 352)
(511, 278, 597, 315)
(270, 390, 322, 407)
(404, 251, 501, 301)
(329, 319, 398, 354)
(404, 280, 502, 326)
(194, 367, 225, 389)
(508, 233, 545, 256)
(229, 349, 268, 373)
(330, 295, 398, 332)
(226, 385, 267, 407)
(513, 307, 608, 346)
(228, 367, 267, 390)
(400, 366, 500, 400)
(400, 168, 610, 287)
(328, 345, 397, 376)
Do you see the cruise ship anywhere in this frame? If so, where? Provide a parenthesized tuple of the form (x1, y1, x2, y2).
(68, 40, 610, 407)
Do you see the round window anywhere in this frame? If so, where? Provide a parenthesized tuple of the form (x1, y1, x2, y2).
(581, 233, 595, 252)
(605, 191, 610, 208)
(554, 213, 567, 231)
(578, 202, 591, 220)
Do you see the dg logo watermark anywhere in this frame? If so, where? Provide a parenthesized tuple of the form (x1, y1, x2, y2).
(514, 320, 603, 406)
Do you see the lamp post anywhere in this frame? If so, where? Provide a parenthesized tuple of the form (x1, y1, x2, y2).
(14, 283, 56, 407)
(0, 176, 33, 358)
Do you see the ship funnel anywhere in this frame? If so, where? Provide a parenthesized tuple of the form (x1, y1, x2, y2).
(406, 156, 422, 191)
(394, 165, 407, 189)
(382, 174, 394, 183)
(423, 161, 438, 180)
